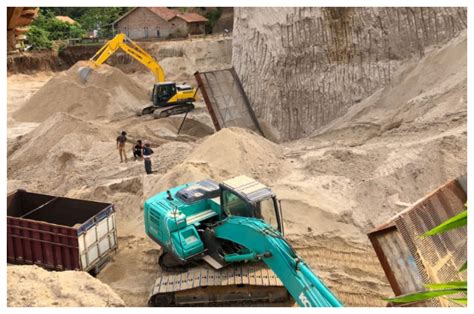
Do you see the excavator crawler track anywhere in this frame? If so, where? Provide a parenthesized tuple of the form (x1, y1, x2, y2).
(138, 103, 195, 118)
(154, 103, 195, 119)
(148, 264, 291, 306)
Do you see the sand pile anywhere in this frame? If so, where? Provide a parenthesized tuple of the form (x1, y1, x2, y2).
(8, 112, 112, 176)
(6, 111, 125, 197)
(65, 176, 146, 235)
(7, 265, 125, 307)
(13, 61, 149, 123)
(123, 115, 214, 143)
(144, 127, 288, 196)
(188, 127, 284, 177)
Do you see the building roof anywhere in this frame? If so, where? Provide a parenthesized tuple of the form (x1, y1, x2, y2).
(56, 16, 76, 24)
(176, 12, 208, 23)
(113, 7, 208, 26)
(148, 7, 180, 21)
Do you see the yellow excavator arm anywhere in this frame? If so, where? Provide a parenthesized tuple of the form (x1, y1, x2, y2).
(82, 33, 165, 82)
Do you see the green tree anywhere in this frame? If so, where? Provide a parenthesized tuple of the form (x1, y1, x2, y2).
(205, 8, 223, 34)
(42, 7, 88, 20)
(32, 10, 85, 40)
(78, 7, 130, 38)
(26, 25, 52, 50)
(45, 18, 85, 40)
(385, 205, 467, 306)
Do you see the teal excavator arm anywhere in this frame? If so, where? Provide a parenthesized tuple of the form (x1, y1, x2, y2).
(214, 216, 343, 307)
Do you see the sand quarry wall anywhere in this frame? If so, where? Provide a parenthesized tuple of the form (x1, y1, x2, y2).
(286, 31, 467, 233)
(233, 7, 467, 141)
(116, 36, 232, 83)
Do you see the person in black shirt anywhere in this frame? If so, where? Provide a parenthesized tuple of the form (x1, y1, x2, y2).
(143, 143, 154, 174)
(133, 140, 143, 161)
(116, 131, 127, 163)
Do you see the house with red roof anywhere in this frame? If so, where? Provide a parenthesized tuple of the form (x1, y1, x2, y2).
(113, 7, 208, 40)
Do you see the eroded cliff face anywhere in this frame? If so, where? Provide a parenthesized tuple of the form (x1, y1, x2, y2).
(232, 7, 467, 141)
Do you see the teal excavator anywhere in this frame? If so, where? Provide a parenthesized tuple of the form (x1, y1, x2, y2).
(144, 175, 343, 307)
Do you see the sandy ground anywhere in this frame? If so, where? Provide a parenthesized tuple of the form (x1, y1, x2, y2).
(7, 72, 51, 139)
(6, 31, 466, 307)
(8, 265, 125, 307)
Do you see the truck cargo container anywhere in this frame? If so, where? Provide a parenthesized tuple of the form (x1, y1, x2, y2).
(7, 190, 118, 274)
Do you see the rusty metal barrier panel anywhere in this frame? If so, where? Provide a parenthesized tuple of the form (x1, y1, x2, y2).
(368, 175, 467, 307)
(194, 68, 265, 137)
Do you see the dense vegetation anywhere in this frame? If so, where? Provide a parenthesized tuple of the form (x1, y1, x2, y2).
(26, 7, 130, 50)
(26, 7, 224, 50)
(204, 8, 223, 33)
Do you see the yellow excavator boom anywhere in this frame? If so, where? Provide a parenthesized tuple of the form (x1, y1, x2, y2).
(80, 33, 165, 82)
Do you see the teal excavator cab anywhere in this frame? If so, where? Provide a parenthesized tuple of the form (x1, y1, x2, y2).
(144, 176, 343, 307)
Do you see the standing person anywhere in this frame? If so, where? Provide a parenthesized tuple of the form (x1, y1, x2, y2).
(143, 142, 154, 175)
(116, 131, 128, 163)
(133, 140, 143, 161)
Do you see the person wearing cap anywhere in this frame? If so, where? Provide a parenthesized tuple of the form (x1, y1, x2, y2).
(116, 131, 128, 163)
(143, 142, 154, 174)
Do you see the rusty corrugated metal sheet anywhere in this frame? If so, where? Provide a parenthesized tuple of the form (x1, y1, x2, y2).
(368, 175, 467, 307)
(194, 68, 265, 137)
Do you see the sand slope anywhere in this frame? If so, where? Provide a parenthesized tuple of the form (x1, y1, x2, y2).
(285, 31, 467, 232)
(8, 265, 125, 307)
(144, 127, 288, 195)
(13, 62, 149, 123)
(8, 112, 114, 191)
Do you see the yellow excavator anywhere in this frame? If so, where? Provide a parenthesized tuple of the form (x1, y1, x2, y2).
(79, 33, 197, 118)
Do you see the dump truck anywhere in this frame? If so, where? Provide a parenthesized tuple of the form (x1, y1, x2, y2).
(7, 190, 118, 275)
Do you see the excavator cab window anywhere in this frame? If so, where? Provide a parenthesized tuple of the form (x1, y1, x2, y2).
(222, 189, 253, 218)
(153, 83, 177, 104)
(256, 198, 279, 230)
(221, 188, 284, 234)
(255, 196, 284, 234)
